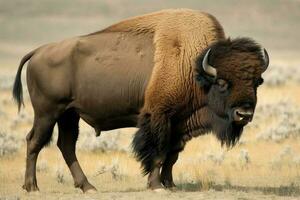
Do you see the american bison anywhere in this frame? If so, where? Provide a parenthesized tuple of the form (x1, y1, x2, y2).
(13, 9, 269, 192)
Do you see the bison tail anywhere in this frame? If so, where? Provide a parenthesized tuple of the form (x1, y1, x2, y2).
(132, 112, 170, 175)
(13, 49, 36, 112)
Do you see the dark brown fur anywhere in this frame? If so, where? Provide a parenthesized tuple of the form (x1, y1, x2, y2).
(193, 37, 267, 146)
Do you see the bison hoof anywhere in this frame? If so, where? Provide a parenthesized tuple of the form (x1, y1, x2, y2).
(148, 181, 164, 190)
(148, 183, 167, 192)
(162, 180, 177, 190)
(167, 186, 177, 191)
(22, 183, 39, 192)
(85, 188, 97, 194)
(82, 182, 97, 193)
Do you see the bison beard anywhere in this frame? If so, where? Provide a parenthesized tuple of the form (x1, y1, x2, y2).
(212, 115, 244, 147)
(132, 112, 171, 175)
(218, 123, 244, 147)
(133, 108, 244, 175)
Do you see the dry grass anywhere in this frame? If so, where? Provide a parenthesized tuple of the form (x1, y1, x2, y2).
(1, 59, 300, 199)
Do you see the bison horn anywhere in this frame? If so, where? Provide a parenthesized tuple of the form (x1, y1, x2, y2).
(202, 49, 217, 77)
(262, 48, 269, 71)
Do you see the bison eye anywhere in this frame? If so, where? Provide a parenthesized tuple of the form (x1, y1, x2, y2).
(216, 79, 229, 92)
(258, 78, 264, 85)
(255, 78, 264, 87)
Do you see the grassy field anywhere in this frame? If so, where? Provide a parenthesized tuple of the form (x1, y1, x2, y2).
(1, 81, 300, 199)
(1, 0, 300, 199)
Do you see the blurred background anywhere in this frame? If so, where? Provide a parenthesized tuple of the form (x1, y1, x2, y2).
(0, 0, 299, 64)
(0, 1, 300, 199)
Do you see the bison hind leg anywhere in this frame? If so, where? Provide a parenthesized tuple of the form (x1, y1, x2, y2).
(23, 115, 57, 192)
(57, 109, 96, 193)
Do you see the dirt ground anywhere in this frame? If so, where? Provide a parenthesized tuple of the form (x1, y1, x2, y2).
(3, 190, 300, 200)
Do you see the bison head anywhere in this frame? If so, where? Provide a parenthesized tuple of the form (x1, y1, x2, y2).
(195, 38, 269, 146)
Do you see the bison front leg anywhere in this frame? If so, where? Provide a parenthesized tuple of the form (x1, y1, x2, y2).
(132, 111, 171, 190)
(160, 152, 179, 189)
(147, 159, 164, 190)
(133, 41, 184, 189)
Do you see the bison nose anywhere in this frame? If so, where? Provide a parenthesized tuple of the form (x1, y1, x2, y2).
(232, 107, 254, 123)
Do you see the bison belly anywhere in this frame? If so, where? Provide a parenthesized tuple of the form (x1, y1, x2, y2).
(71, 32, 155, 130)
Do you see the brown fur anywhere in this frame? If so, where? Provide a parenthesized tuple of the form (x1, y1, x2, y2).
(91, 8, 227, 178)
(13, 9, 268, 192)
